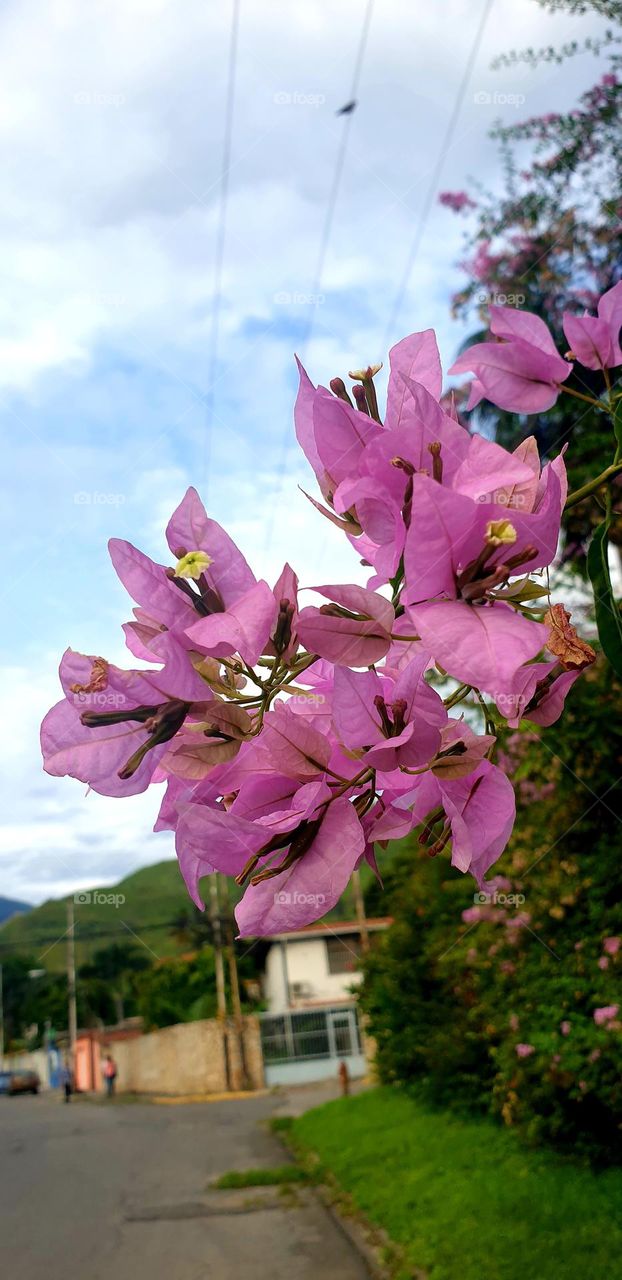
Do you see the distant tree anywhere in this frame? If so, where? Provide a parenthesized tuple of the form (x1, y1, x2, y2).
(134, 951, 219, 1030)
(1, 954, 69, 1047)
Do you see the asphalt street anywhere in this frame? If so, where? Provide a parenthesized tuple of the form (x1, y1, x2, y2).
(0, 1089, 370, 1280)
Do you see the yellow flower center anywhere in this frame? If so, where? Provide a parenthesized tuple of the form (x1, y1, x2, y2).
(485, 519, 517, 548)
(174, 550, 214, 580)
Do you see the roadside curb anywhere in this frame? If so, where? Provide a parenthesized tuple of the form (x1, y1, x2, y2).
(146, 1089, 270, 1105)
(271, 1123, 413, 1280)
(314, 1181, 393, 1279)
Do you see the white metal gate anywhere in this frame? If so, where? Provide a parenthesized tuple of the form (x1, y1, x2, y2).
(259, 1004, 367, 1086)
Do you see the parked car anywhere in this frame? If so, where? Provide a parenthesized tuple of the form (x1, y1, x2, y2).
(0, 1069, 40, 1095)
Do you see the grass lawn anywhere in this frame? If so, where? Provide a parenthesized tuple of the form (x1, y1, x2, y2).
(292, 1087, 622, 1280)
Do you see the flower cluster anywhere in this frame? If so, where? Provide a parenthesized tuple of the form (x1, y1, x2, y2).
(41, 314, 597, 936)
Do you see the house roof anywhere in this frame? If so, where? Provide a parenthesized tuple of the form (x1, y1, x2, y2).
(265, 917, 392, 944)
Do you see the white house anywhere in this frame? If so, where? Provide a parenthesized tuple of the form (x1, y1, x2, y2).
(258, 918, 391, 1085)
(262, 918, 392, 1014)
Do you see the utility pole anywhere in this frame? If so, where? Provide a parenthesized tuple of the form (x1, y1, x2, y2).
(66, 900, 77, 1052)
(226, 938, 249, 1089)
(352, 869, 370, 953)
(0, 963, 4, 1068)
(209, 874, 227, 1019)
(222, 881, 249, 1089)
(209, 874, 231, 1091)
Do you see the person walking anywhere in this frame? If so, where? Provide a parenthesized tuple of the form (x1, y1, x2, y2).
(61, 1058, 73, 1103)
(102, 1053, 118, 1098)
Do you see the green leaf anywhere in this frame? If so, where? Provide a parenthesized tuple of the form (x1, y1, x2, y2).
(587, 518, 622, 678)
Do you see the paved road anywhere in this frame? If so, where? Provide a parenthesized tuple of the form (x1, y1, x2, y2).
(0, 1088, 370, 1280)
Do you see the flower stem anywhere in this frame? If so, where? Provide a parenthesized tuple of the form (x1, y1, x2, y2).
(565, 462, 622, 510)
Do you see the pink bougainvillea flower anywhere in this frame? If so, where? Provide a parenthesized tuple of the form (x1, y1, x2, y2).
(404, 462, 563, 613)
(411, 599, 548, 698)
(452, 432, 537, 505)
(403, 477, 477, 603)
(252, 703, 332, 781)
(267, 563, 300, 663)
(594, 1005, 620, 1026)
(183, 561, 300, 670)
(176, 789, 365, 936)
(515, 1043, 535, 1058)
(604, 936, 620, 956)
(331, 655, 446, 773)
(332, 380, 471, 582)
(563, 281, 622, 370)
(110, 486, 259, 658)
(294, 358, 382, 501)
(372, 758, 515, 889)
(384, 330, 443, 419)
(429, 720, 496, 779)
(234, 796, 365, 936)
(230, 774, 330, 824)
(297, 583, 395, 666)
(162, 700, 255, 780)
(185, 579, 277, 666)
(39, 311, 592, 940)
(334, 474, 406, 582)
(560, 1021, 571, 1036)
(165, 486, 256, 606)
(41, 647, 211, 797)
(498, 664, 581, 727)
(449, 305, 571, 413)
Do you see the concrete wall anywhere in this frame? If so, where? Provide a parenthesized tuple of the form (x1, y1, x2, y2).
(110, 1016, 264, 1095)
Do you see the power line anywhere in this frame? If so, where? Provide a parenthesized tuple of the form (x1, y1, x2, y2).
(264, 0, 376, 554)
(383, 0, 495, 348)
(204, 0, 241, 496)
(302, 0, 376, 356)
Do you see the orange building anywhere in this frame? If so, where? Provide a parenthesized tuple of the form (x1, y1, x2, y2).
(73, 1021, 143, 1092)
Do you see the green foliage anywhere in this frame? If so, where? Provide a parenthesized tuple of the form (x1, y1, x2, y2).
(293, 1089, 622, 1280)
(134, 950, 219, 1029)
(0, 954, 69, 1048)
(587, 513, 622, 677)
(361, 660, 622, 1163)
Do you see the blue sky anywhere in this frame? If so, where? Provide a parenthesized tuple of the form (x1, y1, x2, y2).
(0, 0, 611, 904)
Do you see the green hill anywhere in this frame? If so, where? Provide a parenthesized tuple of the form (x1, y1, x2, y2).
(0, 860, 191, 972)
(0, 850, 375, 974)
